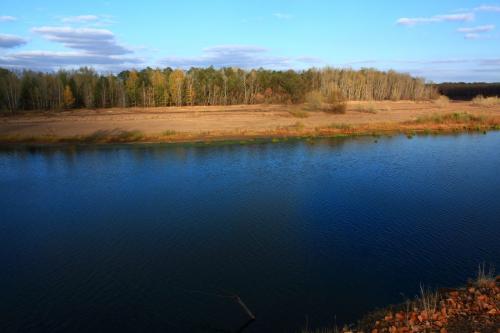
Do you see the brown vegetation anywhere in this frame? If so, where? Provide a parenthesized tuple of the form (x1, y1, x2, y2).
(303, 268, 499, 333)
(0, 67, 437, 113)
(433, 95, 450, 108)
(0, 101, 499, 145)
(471, 95, 500, 107)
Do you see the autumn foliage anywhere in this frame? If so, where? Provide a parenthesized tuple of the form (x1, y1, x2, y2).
(0, 67, 437, 112)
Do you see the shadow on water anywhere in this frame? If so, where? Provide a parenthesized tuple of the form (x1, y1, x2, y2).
(0, 132, 499, 332)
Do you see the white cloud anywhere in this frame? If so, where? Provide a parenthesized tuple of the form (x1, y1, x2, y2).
(0, 34, 27, 48)
(0, 15, 17, 22)
(160, 45, 319, 69)
(457, 24, 495, 33)
(60, 14, 115, 26)
(0, 50, 142, 70)
(296, 56, 323, 64)
(474, 5, 500, 12)
(273, 13, 293, 20)
(479, 58, 500, 65)
(61, 15, 99, 23)
(32, 26, 131, 55)
(397, 13, 474, 26)
(464, 33, 481, 39)
(0, 26, 142, 70)
(161, 45, 289, 68)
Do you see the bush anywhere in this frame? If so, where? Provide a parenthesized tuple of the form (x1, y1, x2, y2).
(471, 95, 500, 107)
(433, 95, 450, 108)
(305, 91, 323, 109)
(305, 88, 347, 114)
(289, 109, 309, 118)
(324, 102, 347, 114)
(353, 103, 377, 113)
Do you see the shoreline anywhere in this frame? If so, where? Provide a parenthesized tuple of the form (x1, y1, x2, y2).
(306, 273, 499, 333)
(1, 101, 499, 146)
(0, 122, 499, 147)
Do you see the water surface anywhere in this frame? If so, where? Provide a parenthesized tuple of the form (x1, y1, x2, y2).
(1, 133, 499, 332)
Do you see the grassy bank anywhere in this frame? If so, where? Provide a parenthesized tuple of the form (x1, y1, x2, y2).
(303, 267, 499, 333)
(1, 112, 499, 146)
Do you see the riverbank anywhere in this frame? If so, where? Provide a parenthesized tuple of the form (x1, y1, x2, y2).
(1, 101, 499, 144)
(305, 270, 499, 333)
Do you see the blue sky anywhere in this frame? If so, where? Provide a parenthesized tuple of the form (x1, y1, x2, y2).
(1, 0, 500, 82)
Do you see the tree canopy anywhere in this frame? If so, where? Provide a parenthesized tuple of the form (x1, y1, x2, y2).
(0, 66, 437, 113)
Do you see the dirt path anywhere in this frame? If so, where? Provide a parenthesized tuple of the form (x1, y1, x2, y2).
(1, 101, 499, 140)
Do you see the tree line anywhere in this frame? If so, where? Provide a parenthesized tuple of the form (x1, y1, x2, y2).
(0, 66, 438, 113)
(438, 82, 500, 100)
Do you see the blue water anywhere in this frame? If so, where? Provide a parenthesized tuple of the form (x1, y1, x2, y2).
(1, 133, 499, 332)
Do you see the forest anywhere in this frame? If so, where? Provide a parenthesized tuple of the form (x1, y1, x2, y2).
(0, 66, 438, 113)
(438, 82, 500, 100)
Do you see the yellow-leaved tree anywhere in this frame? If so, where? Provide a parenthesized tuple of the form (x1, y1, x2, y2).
(169, 69, 185, 106)
(63, 85, 75, 109)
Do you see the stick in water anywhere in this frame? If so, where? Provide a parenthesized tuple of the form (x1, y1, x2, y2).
(233, 295, 255, 320)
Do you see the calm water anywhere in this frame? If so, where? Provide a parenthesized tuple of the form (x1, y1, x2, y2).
(1, 133, 499, 332)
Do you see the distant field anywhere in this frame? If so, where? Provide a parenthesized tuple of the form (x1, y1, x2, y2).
(1, 101, 499, 143)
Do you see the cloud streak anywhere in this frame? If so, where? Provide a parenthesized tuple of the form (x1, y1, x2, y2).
(0, 51, 142, 70)
(61, 15, 99, 23)
(0, 34, 27, 48)
(273, 13, 293, 20)
(456, 24, 495, 39)
(60, 14, 115, 26)
(474, 5, 500, 12)
(0, 15, 17, 22)
(1, 26, 141, 70)
(457, 24, 495, 33)
(397, 13, 474, 26)
(32, 26, 131, 55)
(160, 45, 320, 69)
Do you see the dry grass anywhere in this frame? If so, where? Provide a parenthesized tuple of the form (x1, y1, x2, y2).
(304, 272, 500, 333)
(292, 121, 305, 130)
(419, 285, 439, 315)
(352, 103, 377, 114)
(323, 103, 347, 114)
(289, 109, 310, 118)
(411, 112, 486, 125)
(1, 102, 500, 145)
(305, 90, 347, 114)
(161, 129, 177, 136)
(433, 95, 450, 108)
(471, 95, 500, 107)
(476, 263, 496, 287)
(328, 123, 352, 130)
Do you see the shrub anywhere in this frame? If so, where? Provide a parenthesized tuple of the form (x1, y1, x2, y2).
(324, 102, 347, 114)
(353, 103, 377, 113)
(471, 95, 500, 107)
(305, 91, 323, 109)
(433, 95, 450, 108)
(291, 121, 305, 130)
(414, 112, 485, 124)
(289, 109, 309, 118)
(305, 88, 347, 114)
(162, 130, 177, 136)
(254, 93, 265, 104)
(328, 123, 351, 130)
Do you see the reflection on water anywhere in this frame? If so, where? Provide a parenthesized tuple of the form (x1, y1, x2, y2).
(1, 133, 499, 332)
